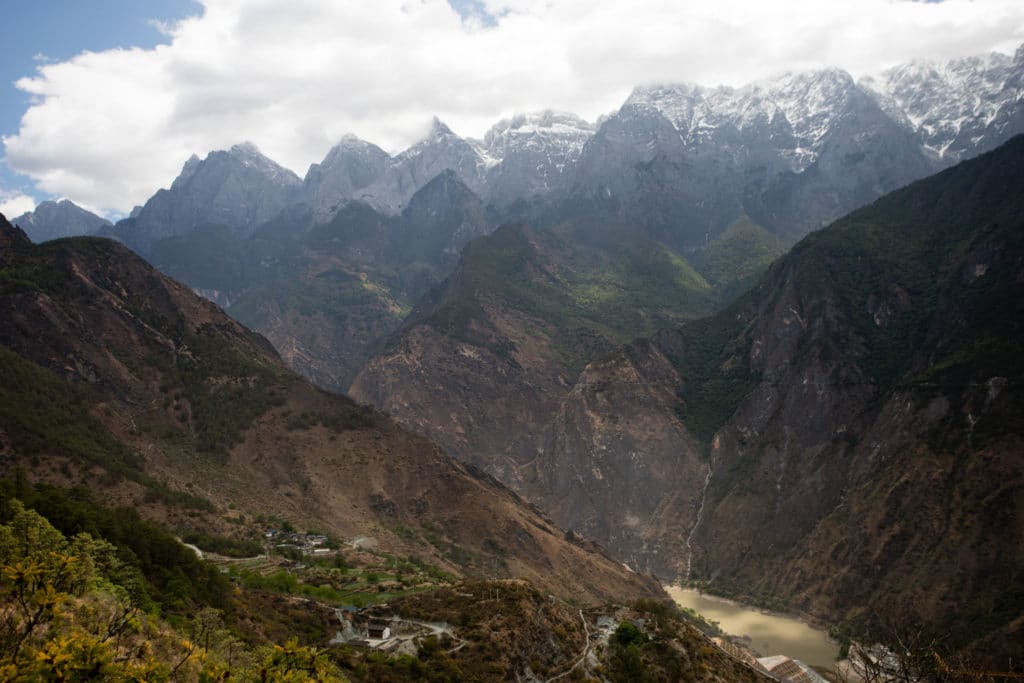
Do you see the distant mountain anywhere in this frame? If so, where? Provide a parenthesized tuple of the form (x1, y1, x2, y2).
(104, 44, 1023, 259)
(108, 142, 303, 254)
(300, 46, 1021, 245)
(357, 118, 491, 215)
(11, 199, 111, 243)
(303, 133, 390, 221)
(89, 43, 1023, 406)
(0, 211, 660, 605)
(148, 172, 492, 391)
(566, 67, 936, 248)
(481, 111, 594, 211)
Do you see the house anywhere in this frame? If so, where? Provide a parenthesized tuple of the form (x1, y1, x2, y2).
(755, 655, 829, 683)
(367, 623, 391, 640)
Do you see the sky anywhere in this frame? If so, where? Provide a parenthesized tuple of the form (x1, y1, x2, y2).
(1, 0, 1023, 219)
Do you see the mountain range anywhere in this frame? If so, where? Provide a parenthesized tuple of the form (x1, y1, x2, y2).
(5, 41, 1024, 670)
(8, 46, 976, 392)
(14, 45, 1022, 256)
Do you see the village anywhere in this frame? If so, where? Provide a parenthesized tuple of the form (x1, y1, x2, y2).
(192, 529, 864, 682)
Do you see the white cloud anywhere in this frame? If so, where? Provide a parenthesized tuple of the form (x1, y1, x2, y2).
(0, 191, 37, 219)
(3, 0, 1023, 215)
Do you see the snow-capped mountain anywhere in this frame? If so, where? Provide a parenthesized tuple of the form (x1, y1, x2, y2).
(107, 43, 1023, 256)
(861, 46, 1024, 163)
(299, 112, 595, 218)
(110, 142, 303, 253)
(10, 199, 111, 243)
(481, 111, 594, 209)
(567, 66, 936, 246)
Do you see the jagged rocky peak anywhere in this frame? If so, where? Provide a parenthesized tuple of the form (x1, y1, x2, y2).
(227, 141, 303, 186)
(627, 68, 862, 158)
(317, 133, 390, 165)
(358, 116, 489, 214)
(429, 115, 453, 136)
(169, 142, 302, 192)
(10, 199, 112, 243)
(177, 154, 203, 184)
(860, 45, 1024, 162)
(110, 142, 304, 254)
(762, 68, 859, 138)
(592, 100, 683, 153)
(304, 134, 390, 219)
(405, 117, 484, 162)
(625, 82, 707, 132)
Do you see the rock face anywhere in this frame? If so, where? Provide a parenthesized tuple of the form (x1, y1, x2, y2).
(303, 134, 390, 221)
(359, 118, 492, 215)
(349, 219, 720, 488)
(536, 136, 1024, 660)
(481, 111, 594, 211)
(0, 214, 663, 605)
(109, 142, 303, 255)
(566, 68, 937, 248)
(393, 169, 492, 268)
(536, 335, 708, 573)
(11, 200, 111, 243)
(861, 46, 1024, 163)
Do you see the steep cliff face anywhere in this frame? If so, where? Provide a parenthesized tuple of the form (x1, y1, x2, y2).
(350, 219, 719, 488)
(534, 335, 707, 574)
(482, 111, 594, 212)
(542, 136, 1024, 656)
(0, 214, 663, 604)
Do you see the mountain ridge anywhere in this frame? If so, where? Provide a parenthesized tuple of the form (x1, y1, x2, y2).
(540, 135, 1024, 663)
(0, 211, 663, 605)
(104, 43, 1023, 257)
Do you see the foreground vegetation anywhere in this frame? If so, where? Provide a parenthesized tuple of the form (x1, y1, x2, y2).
(0, 476, 777, 681)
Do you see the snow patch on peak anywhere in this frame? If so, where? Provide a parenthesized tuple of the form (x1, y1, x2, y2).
(483, 110, 594, 160)
(865, 47, 1023, 162)
(623, 68, 860, 167)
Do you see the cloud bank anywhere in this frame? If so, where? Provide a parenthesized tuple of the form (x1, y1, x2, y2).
(0, 191, 37, 219)
(4, 0, 1023, 215)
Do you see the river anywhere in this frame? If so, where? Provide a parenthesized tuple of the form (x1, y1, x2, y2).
(666, 586, 839, 670)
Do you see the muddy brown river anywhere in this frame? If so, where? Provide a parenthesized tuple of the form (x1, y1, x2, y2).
(666, 586, 840, 669)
